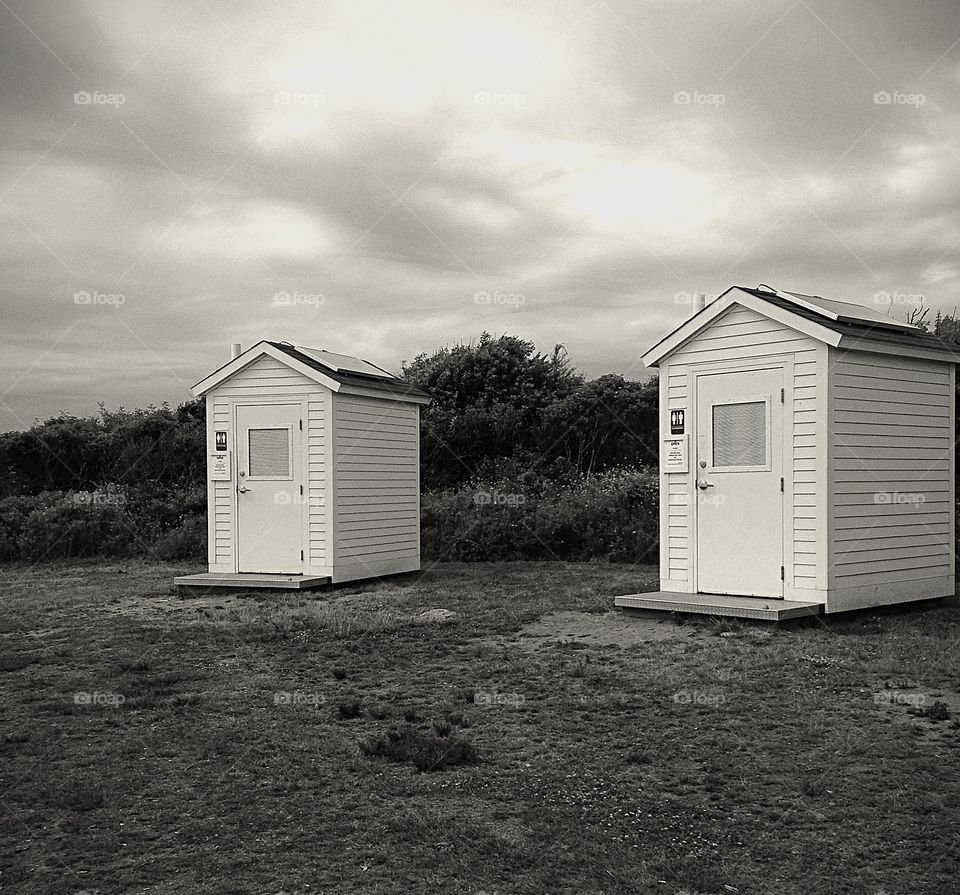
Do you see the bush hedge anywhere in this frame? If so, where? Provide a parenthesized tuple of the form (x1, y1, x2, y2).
(0, 467, 660, 565)
(0, 486, 206, 562)
(420, 466, 660, 563)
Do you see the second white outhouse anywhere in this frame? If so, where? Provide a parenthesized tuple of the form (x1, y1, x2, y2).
(175, 341, 430, 590)
(616, 286, 959, 619)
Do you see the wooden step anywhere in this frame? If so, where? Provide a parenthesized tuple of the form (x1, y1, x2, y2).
(614, 591, 822, 621)
(174, 572, 330, 591)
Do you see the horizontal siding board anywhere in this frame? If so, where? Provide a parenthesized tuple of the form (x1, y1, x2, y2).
(333, 393, 419, 568)
(829, 347, 952, 593)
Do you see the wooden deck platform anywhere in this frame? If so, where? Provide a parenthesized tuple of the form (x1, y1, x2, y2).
(614, 591, 822, 621)
(174, 572, 330, 592)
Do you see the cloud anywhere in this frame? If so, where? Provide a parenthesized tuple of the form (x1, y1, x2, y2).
(2, 0, 960, 428)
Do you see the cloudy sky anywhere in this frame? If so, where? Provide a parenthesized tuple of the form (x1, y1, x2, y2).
(2, 0, 959, 429)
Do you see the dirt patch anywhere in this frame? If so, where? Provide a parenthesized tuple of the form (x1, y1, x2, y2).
(497, 609, 704, 650)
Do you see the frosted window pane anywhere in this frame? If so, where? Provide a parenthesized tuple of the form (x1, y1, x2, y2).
(712, 402, 766, 467)
(248, 428, 290, 477)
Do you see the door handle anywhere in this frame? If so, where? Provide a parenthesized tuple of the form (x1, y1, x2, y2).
(696, 480, 714, 490)
(237, 484, 250, 494)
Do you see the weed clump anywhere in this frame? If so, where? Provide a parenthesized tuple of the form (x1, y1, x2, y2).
(53, 777, 105, 812)
(336, 699, 363, 719)
(359, 725, 478, 772)
(919, 700, 951, 722)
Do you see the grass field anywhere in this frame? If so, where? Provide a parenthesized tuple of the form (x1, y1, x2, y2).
(1, 561, 959, 895)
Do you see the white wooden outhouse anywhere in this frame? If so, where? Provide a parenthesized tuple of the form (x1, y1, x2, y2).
(175, 341, 430, 590)
(616, 286, 959, 619)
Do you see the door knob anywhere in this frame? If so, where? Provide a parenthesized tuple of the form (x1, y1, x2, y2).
(696, 480, 714, 490)
(237, 484, 250, 493)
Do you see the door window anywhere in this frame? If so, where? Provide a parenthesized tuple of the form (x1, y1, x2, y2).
(712, 401, 766, 468)
(247, 427, 291, 479)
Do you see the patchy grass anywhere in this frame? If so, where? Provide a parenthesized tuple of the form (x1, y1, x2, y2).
(1, 559, 959, 894)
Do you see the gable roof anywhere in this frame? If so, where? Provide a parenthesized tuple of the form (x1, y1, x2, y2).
(192, 340, 431, 403)
(641, 286, 960, 367)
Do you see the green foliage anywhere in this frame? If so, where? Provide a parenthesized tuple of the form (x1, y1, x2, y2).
(543, 374, 659, 473)
(0, 488, 206, 562)
(0, 399, 205, 499)
(403, 333, 584, 488)
(421, 466, 660, 563)
(403, 333, 658, 488)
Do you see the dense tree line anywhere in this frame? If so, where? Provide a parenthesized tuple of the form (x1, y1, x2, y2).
(0, 334, 659, 498)
(0, 402, 206, 499)
(401, 333, 658, 489)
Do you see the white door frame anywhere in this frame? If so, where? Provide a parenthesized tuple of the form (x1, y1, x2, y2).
(232, 399, 308, 573)
(688, 355, 794, 596)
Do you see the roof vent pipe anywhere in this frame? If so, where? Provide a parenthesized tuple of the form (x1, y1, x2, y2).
(231, 343, 242, 360)
(693, 293, 706, 313)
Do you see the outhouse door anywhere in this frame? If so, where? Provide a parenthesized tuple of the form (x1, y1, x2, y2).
(695, 368, 784, 597)
(235, 403, 303, 573)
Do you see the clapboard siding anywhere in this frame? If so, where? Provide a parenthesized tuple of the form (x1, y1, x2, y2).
(333, 394, 420, 566)
(828, 352, 953, 584)
(306, 394, 327, 568)
(663, 304, 824, 592)
(206, 356, 328, 573)
(211, 356, 321, 396)
(209, 395, 234, 568)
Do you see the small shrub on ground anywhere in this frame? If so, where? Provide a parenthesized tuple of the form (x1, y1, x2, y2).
(52, 777, 105, 812)
(359, 725, 479, 772)
(918, 700, 951, 721)
(336, 699, 363, 720)
(432, 720, 452, 737)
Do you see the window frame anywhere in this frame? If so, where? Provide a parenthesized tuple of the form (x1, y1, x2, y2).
(708, 394, 772, 473)
(245, 425, 294, 481)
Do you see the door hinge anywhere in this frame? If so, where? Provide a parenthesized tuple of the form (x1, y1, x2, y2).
(299, 419, 303, 430)
(300, 550, 304, 561)
(780, 387, 784, 403)
(300, 484, 303, 495)
(780, 565, 785, 581)
(780, 477, 784, 492)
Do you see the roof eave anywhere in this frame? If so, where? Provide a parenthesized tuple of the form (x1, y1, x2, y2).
(641, 287, 843, 367)
(191, 341, 344, 396)
(834, 336, 960, 364)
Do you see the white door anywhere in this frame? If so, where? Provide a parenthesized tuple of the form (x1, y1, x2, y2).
(695, 368, 783, 597)
(235, 403, 303, 574)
